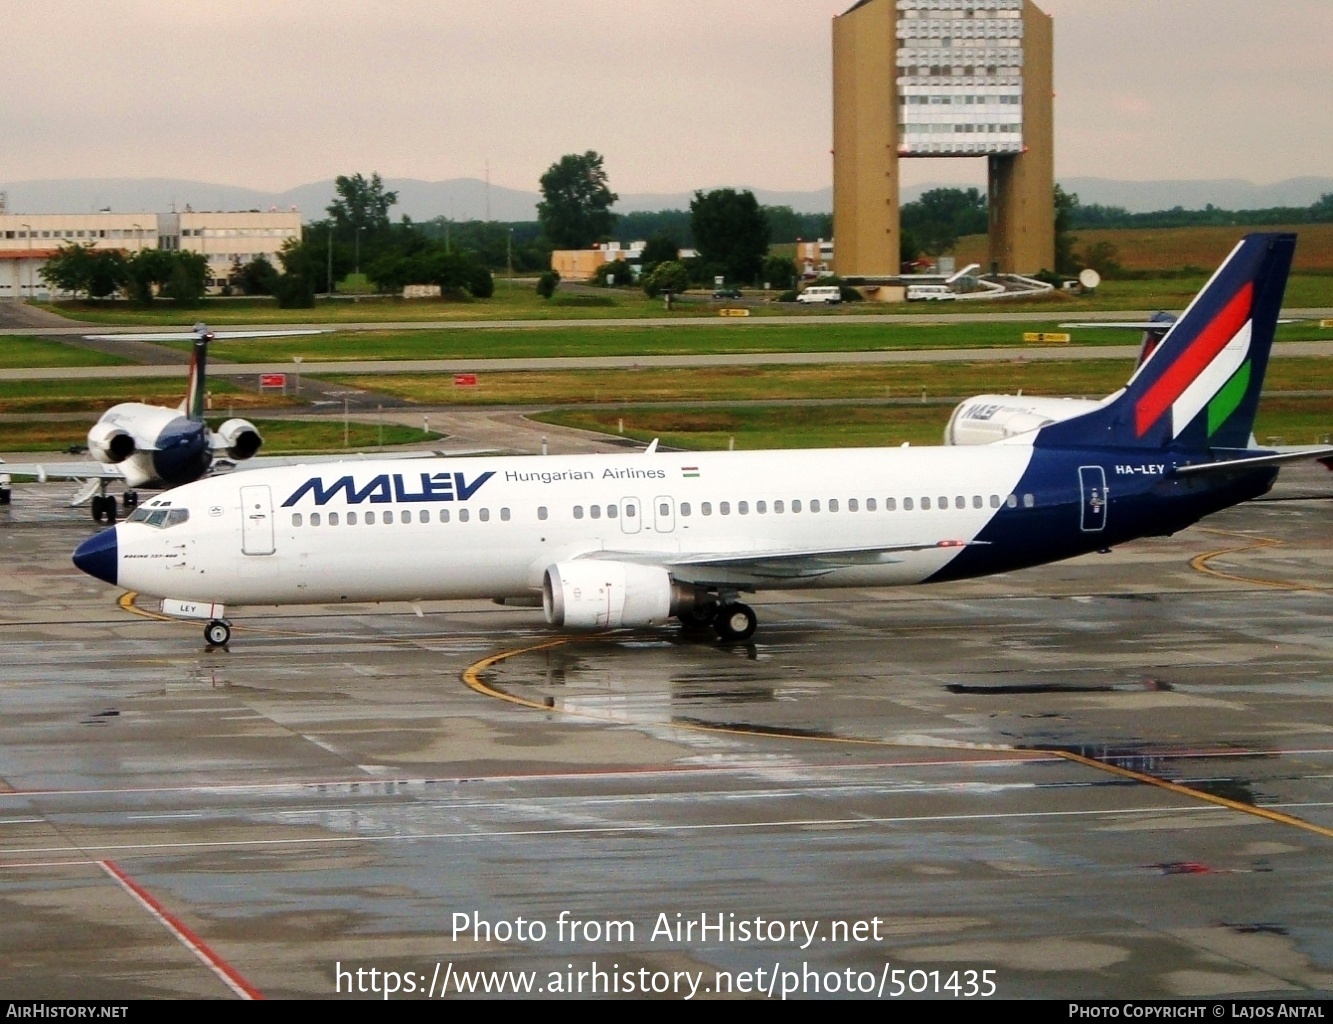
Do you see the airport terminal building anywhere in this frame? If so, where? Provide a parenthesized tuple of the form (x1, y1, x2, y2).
(0, 208, 302, 299)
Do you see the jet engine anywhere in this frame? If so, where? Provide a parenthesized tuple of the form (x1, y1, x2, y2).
(543, 561, 704, 629)
(213, 418, 263, 460)
(944, 395, 1105, 446)
(86, 421, 137, 464)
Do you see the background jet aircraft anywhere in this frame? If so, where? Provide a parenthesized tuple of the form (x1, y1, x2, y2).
(0, 323, 324, 521)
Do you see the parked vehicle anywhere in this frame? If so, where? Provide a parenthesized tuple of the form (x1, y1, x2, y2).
(906, 284, 955, 302)
(796, 285, 842, 304)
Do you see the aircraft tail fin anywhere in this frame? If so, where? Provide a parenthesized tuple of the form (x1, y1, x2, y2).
(181, 325, 212, 422)
(1037, 233, 1295, 452)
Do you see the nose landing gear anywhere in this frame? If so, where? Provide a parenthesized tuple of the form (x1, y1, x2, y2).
(204, 619, 232, 647)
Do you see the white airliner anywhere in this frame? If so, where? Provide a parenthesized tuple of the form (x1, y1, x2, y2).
(73, 235, 1331, 647)
(0, 323, 323, 521)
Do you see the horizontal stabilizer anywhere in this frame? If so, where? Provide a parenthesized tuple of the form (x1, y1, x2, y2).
(1172, 446, 1333, 477)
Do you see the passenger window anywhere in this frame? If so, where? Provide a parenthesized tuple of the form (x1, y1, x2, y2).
(903, 498, 913, 511)
(625, 504, 634, 517)
(1023, 493, 1035, 508)
(459, 508, 470, 522)
(774, 500, 784, 513)
(310, 512, 321, 526)
(501, 508, 511, 522)
(347, 512, 358, 525)
(921, 497, 931, 510)
(990, 495, 1000, 508)
(329, 512, 340, 526)
(681, 502, 691, 516)
(480, 508, 490, 522)
(955, 496, 965, 509)
(883, 497, 894, 511)
(848, 499, 858, 512)
(419, 510, 429, 523)
(1006, 494, 1019, 509)
(574, 505, 584, 520)
(792, 500, 802, 513)
(829, 499, 839, 513)
(440, 509, 451, 523)
(868, 498, 878, 512)
(738, 501, 749, 515)
(810, 499, 820, 513)
(720, 501, 730, 515)
(383, 510, 393, 524)
(607, 505, 618, 519)
(972, 495, 983, 509)
(659, 503, 669, 516)
(939, 496, 948, 509)
(538, 506, 548, 521)
(291, 513, 303, 527)
(702, 502, 712, 516)
(366, 511, 376, 524)
(756, 500, 767, 514)
(590, 505, 601, 520)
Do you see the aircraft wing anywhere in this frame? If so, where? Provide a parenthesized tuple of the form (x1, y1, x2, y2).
(0, 460, 125, 483)
(84, 329, 331, 341)
(212, 447, 499, 473)
(589, 539, 985, 583)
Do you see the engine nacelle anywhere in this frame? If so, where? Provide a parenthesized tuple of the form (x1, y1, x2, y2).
(543, 561, 702, 629)
(86, 421, 137, 464)
(944, 395, 1105, 446)
(214, 418, 263, 460)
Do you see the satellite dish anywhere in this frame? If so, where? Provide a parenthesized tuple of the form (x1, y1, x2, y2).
(1078, 268, 1102, 290)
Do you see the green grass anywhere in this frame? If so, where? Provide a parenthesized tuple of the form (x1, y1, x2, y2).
(0, 418, 441, 454)
(173, 318, 1332, 365)
(0, 378, 287, 415)
(0, 336, 134, 369)
(537, 397, 1333, 452)
(320, 357, 1330, 408)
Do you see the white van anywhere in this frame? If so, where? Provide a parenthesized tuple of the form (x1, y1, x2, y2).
(796, 285, 842, 304)
(906, 284, 955, 302)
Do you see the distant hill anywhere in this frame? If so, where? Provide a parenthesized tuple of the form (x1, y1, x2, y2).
(3, 175, 1330, 222)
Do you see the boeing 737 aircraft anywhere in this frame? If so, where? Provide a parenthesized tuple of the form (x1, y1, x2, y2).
(73, 234, 1331, 646)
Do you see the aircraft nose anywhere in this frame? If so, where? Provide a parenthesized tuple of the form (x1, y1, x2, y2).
(73, 527, 118, 586)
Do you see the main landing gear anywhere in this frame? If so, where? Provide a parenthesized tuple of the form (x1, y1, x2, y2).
(91, 493, 118, 523)
(678, 597, 758, 643)
(204, 619, 232, 647)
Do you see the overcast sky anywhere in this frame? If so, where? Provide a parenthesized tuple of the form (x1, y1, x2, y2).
(4, 0, 1330, 194)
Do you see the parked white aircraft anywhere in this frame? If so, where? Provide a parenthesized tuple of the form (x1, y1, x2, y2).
(0, 323, 324, 521)
(942, 313, 1178, 445)
(73, 235, 1331, 647)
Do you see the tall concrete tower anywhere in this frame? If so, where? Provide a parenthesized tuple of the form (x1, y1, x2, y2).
(833, 0, 1054, 279)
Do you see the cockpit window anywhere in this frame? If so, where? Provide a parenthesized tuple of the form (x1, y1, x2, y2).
(126, 506, 190, 529)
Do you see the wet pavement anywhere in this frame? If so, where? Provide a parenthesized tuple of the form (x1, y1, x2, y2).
(0, 466, 1329, 999)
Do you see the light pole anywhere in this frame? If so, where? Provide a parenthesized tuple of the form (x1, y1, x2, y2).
(293, 356, 302, 396)
(131, 223, 143, 253)
(325, 224, 333, 296)
(355, 224, 365, 276)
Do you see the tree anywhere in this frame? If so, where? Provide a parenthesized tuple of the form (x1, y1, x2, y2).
(327, 172, 399, 236)
(1054, 184, 1080, 275)
(538, 152, 618, 249)
(900, 187, 987, 256)
(234, 254, 279, 296)
(690, 189, 770, 284)
(38, 244, 127, 299)
(761, 254, 797, 290)
(536, 270, 560, 299)
(639, 232, 679, 269)
(641, 260, 690, 299)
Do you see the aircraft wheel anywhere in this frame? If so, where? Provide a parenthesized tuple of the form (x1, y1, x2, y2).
(205, 620, 231, 647)
(678, 603, 717, 633)
(124, 491, 139, 508)
(0, 487, 10, 506)
(714, 602, 757, 642)
(91, 495, 106, 522)
(104, 495, 118, 524)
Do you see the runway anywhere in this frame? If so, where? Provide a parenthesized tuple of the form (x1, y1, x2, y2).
(0, 465, 1329, 999)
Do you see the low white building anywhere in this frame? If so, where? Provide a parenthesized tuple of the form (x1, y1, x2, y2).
(0, 209, 302, 298)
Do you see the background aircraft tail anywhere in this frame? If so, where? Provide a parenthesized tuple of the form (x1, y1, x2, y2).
(1036, 232, 1295, 452)
(181, 325, 212, 422)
